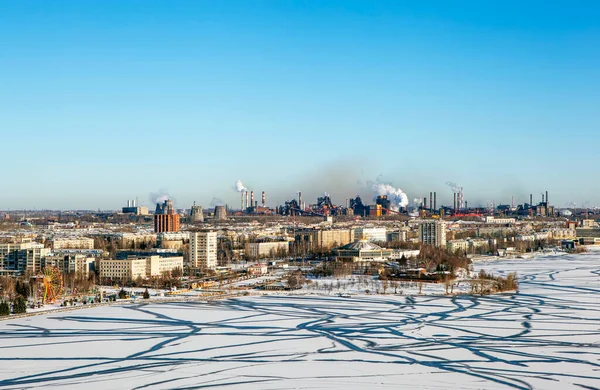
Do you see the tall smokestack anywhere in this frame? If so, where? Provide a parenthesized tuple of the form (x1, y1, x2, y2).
(298, 192, 302, 210)
(250, 191, 255, 209)
(454, 193, 457, 212)
(546, 191, 549, 204)
(530, 194, 533, 206)
(246, 191, 249, 209)
(429, 192, 433, 212)
(127, 200, 131, 207)
(241, 192, 244, 210)
(262, 191, 266, 207)
(434, 192, 437, 210)
(542, 194, 545, 203)
(423, 197, 427, 210)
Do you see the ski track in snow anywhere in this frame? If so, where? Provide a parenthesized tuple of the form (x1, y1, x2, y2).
(0, 254, 599, 389)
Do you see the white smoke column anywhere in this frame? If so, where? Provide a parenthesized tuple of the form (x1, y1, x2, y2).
(446, 181, 461, 193)
(234, 180, 247, 192)
(372, 183, 409, 211)
(413, 198, 423, 206)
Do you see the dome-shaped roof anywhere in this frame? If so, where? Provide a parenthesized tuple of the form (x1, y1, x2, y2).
(338, 240, 383, 251)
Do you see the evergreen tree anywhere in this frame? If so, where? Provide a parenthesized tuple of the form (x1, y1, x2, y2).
(13, 297, 27, 314)
(0, 301, 10, 316)
(143, 288, 150, 299)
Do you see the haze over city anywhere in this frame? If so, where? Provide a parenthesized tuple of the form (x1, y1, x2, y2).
(2, 1, 600, 210)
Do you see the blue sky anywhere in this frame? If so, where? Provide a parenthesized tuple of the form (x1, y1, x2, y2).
(1, 1, 599, 210)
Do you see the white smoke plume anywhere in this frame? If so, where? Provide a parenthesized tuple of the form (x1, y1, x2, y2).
(233, 180, 247, 192)
(413, 198, 423, 206)
(446, 181, 461, 193)
(149, 189, 173, 205)
(372, 183, 409, 211)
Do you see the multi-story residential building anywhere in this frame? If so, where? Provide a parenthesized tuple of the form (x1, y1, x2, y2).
(0, 240, 50, 274)
(447, 239, 469, 253)
(44, 254, 96, 277)
(419, 220, 447, 248)
(52, 237, 95, 250)
(189, 231, 217, 270)
(387, 230, 408, 242)
(99, 258, 147, 281)
(245, 241, 290, 259)
(99, 255, 183, 281)
(484, 217, 516, 225)
(354, 227, 387, 242)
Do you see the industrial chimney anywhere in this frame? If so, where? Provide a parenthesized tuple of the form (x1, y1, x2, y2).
(430, 192, 433, 212)
(246, 191, 249, 209)
(241, 192, 244, 210)
(423, 197, 427, 210)
(546, 191, 549, 205)
(250, 191, 255, 209)
(433, 192, 437, 210)
(530, 194, 533, 206)
(453, 193, 457, 213)
(298, 192, 303, 210)
(262, 191, 266, 207)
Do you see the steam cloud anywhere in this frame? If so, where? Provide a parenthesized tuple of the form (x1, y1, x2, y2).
(149, 189, 173, 205)
(446, 181, 461, 193)
(372, 183, 409, 211)
(234, 180, 247, 192)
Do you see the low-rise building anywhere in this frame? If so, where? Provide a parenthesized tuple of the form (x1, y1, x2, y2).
(247, 264, 268, 276)
(334, 240, 392, 262)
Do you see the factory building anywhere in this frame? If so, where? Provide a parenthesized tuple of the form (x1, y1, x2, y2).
(189, 231, 218, 270)
(190, 202, 204, 222)
(122, 199, 149, 215)
(419, 220, 447, 247)
(154, 199, 180, 233)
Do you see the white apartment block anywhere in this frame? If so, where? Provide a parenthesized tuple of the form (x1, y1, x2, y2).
(245, 241, 290, 258)
(354, 227, 387, 242)
(189, 231, 218, 270)
(419, 220, 447, 248)
(484, 217, 516, 225)
(99, 255, 183, 281)
(52, 237, 95, 250)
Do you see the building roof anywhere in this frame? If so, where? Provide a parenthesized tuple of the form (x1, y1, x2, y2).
(338, 240, 383, 251)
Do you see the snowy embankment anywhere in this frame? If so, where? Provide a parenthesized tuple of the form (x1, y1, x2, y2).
(0, 252, 599, 389)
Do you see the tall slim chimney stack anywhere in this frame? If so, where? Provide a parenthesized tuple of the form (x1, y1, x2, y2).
(454, 193, 457, 212)
(298, 192, 303, 210)
(241, 192, 244, 210)
(250, 191, 255, 209)
(546, 191, 549, 204)
(530, 194, 533, 206)
(434, 192, 437, 210)
(246, 191, 249, 209)
(430, 192, 433, 212)
(262, 191, 266, 207)
(423, 197, 427, 210)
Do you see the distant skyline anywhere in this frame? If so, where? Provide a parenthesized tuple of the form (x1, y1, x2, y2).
(2, 1, 600, 210)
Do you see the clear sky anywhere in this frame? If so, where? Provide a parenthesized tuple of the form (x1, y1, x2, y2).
(1, 1, 599, 210)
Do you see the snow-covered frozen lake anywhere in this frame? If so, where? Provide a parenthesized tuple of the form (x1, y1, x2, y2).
(1, 253, 599, 389)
